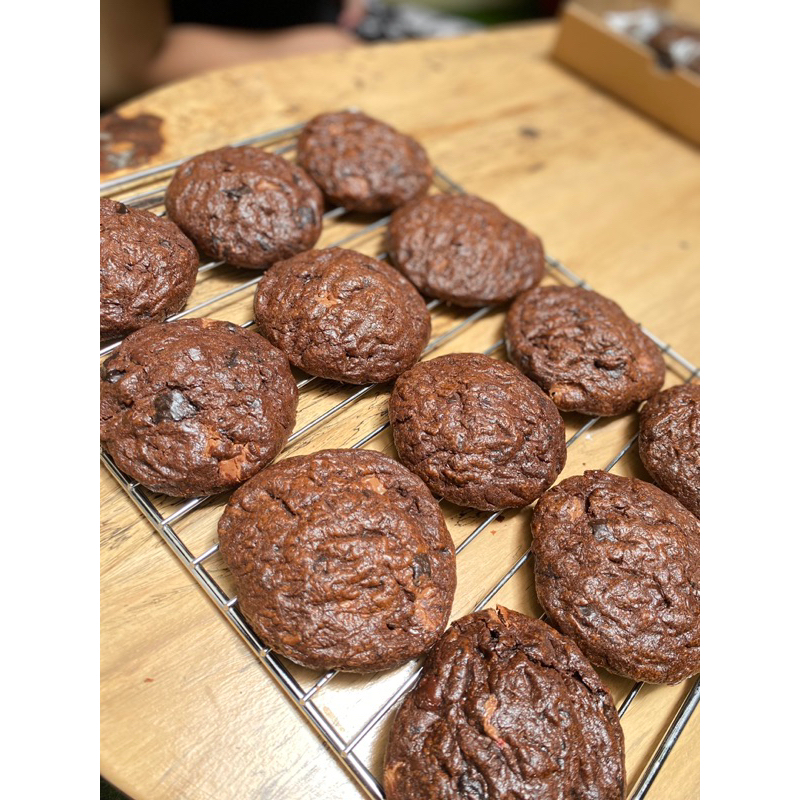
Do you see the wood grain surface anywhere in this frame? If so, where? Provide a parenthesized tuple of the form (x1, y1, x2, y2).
(100, 20, 699, 800)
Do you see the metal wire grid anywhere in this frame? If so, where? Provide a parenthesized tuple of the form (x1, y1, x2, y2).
(100, 121, 700, 800)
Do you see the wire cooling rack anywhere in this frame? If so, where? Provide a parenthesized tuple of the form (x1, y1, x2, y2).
(100, 120, 700, 800)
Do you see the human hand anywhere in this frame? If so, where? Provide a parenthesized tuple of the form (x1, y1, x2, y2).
(338, 0, 367, 30)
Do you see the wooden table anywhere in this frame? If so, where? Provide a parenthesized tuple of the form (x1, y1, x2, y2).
(100, 21, 699, 800)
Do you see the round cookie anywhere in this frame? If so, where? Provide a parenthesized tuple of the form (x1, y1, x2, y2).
(506, 285, 666, 416)
(100, 318, 297, 497)
(100, 197, 199, 340)
(388, 193, 544, 308)
(217, 449, 456, 672)
(639, 383, 700, 517)
(254, 247, 431, 384)
(384, 607, 625, 800)
(296, 110, 433, 213)
(389, 353, 566, 511)
(164, 146, 323, 269)
(531, 470, 700, 684)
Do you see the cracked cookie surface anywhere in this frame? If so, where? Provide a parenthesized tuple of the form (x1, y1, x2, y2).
(505, 285, 666, 415)
(297, 110, 432, 213)
(388, 193, 544, 307)
(165, 146, 323, 269)
(254, 247, 430, 384)
(100, 318, 297, 497)
(100, 197, 199, 340)
(217, 449, 456, 671)
(531, 470, 700, 683)
(384, 607, 625, 800)
(639, 383, 700, 517)
(389, 353, 566, 510)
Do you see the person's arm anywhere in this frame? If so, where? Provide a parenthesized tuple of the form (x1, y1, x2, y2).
(101, 0, 169, 108)
(338, 0, 367, 30)
(101, 0, 363, 109)
(142, 24, 358, 92)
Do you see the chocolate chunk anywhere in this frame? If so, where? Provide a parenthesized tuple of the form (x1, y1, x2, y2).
(152, 389, 198, 423)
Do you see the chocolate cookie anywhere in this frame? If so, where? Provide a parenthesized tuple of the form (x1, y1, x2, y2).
(389, 353, 566, 510)
(384, 607, 625, 800)
(254, 247, 431, 384)
(100, 319, 297, 497)
(296, 111, 433, 213)
(100, 197, 199, 340)
(217, 449, 456, 671)
(506, 285, 666, 416)
(648, 24, 700, 72)
(164, 146, 323, 269)
(639, 383, 700, 517)
(531, 470, 700, 684)
(388, 193, 544, 307)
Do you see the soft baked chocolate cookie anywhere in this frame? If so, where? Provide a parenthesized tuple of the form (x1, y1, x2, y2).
(639, 383, 700, 517)
(388, 193, 544, 307)
(218, 449, 456, 671)
(296, 111, 433, 213)
(165, 146, 323, 269)
(384, 607, 625, 800)
(531, 470, 700, 684)
(100, 197, 199, 340)
(254, 247, 430, 384)
(506, 285, 666, 416)
(100, 318, 297, 497)
(389, 353, 566, 510)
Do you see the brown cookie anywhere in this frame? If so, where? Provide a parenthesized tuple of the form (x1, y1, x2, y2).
(296, 110, 433, 213)
(389, 353, 566, 511)
(648, 24, 700, 71)
(164, 146, 323, 269)
(100, 197, 199, 340)
(384, 607, 625, 800)
(254, 247, 431, 384)
(531, 470, 700, 684)
(388, 193, 544, 307)
(506, 285, 666, 416)
(639, 383, 700, 517)
(100, 319, 297, 497)
(217, 449, 456, 672)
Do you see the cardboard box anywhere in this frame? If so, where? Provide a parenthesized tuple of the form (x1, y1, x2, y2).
(552, 1, 699, 145)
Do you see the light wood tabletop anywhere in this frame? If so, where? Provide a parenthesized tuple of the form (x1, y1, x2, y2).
(100, 20, 699, 800)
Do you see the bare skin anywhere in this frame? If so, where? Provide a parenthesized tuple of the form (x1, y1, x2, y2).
(101, 0, 365, 108)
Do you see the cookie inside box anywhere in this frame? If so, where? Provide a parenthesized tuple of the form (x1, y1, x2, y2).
(553, 0, 699, 144)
